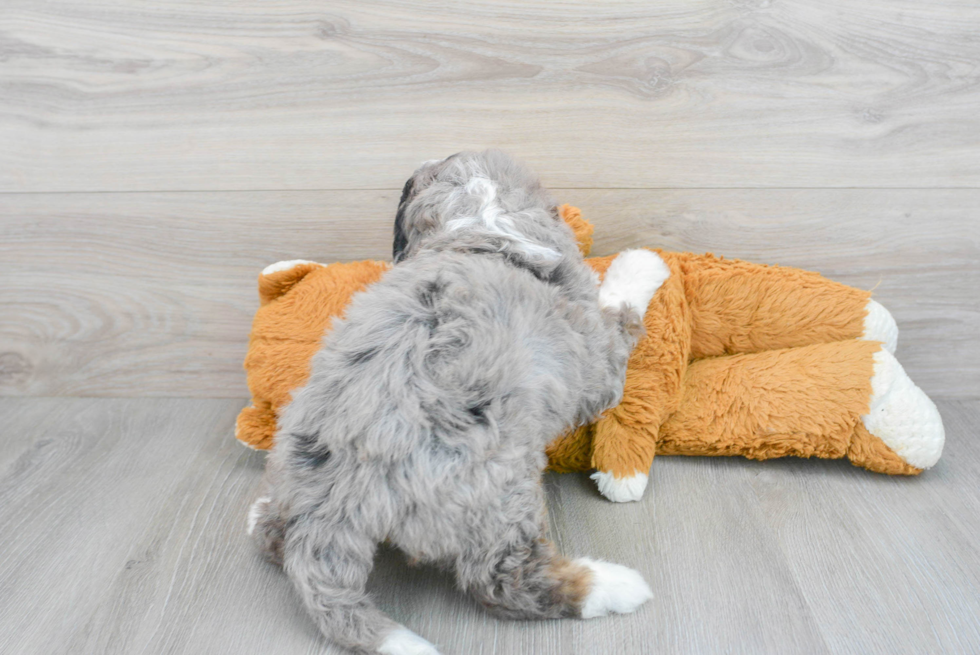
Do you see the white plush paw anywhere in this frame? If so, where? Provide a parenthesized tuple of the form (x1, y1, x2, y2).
(261, 259, 319, 276)
(590, 470, 649, 502)
(862, 299, 898, 354)
(862, 349, 944, 469)
(246, 497, 270, 535)
(574, 558, 653, 619)
(377, 627, 441, 655)
(598, 249, 671, 315)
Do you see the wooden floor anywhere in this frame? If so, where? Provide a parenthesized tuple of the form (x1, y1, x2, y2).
(1, 1, 978, 653)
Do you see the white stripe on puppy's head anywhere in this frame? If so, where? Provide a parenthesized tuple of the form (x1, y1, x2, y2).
(391, 151, 568, 267)
(445, 176, 560, 264)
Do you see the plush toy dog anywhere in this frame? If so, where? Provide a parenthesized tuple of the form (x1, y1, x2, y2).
(237, 206, 944, 502)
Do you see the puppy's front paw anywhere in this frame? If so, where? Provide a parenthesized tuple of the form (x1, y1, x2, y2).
(590, 470, 648, 502)
(574, 558, 653, 618)
(598, 249, 671, 315)
(377, 627, 441, 655)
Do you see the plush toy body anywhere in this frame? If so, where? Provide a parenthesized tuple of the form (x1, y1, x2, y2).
(237, 207, 944, 501)
(548, 251, 944, 501)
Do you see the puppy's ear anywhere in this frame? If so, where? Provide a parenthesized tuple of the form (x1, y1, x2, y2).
(392, 176, 415, 262)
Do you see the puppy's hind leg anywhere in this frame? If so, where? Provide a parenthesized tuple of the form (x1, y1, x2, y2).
(455, 486, 653, 621)
(283, 521, 441, 655)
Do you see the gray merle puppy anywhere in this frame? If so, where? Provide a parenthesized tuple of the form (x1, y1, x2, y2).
(248, 151, 663, 654)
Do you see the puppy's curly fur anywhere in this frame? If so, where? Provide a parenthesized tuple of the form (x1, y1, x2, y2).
(250, 151, 654, 654)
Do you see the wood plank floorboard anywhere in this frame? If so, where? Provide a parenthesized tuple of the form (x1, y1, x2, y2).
(747, 399, 980, 654)
(0, 398, 977, 654)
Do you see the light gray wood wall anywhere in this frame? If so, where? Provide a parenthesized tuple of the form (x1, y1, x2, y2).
(2, 0, 978, 399)
(1, 189, 977, 398)
(3, 1, 980, 191)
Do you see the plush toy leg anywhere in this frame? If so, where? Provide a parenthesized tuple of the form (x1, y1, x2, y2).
(847, 424, 920, 475)
(586, 249, 683, 502)
(862, 299, 898, 354)
(546, 425, 594, 474)
(857, 347, 944, 471)
(658, 340, 942, 473)
(659, 341, 875, 461)
(589, 412, 658, 502)
(663, 252, 892, 357)
(235, 401, 278, 450)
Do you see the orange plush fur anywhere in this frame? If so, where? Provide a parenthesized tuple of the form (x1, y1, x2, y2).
(237, 206, 918, 478)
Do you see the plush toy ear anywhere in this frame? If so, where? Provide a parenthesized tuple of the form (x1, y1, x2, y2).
(257, 260, 324, 306)
(558, 204, 594, 256)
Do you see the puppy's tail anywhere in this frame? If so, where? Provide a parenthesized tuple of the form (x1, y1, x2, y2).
(283, 518, 442, 654)
(247, 495, 285, 565)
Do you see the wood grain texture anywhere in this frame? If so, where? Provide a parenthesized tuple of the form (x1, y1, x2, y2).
(747, 399, 980, 654)
(1, 397, 977, 654)
(2, 2, 978, 651)
(2, 189, 976, 398)
(2, 0, 980, 191)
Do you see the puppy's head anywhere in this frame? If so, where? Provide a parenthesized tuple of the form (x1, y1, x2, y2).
(392, 151, 574, 271)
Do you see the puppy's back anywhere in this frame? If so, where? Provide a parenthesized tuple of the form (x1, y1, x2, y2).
(281, 250, 589, 468)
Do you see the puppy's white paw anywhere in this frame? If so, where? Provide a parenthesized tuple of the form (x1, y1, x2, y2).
(261, 259, 318, 276)
(862, 349, 944, 469)
(590, 470, 648, 502)
(862, 299, 898, 354)
(598, 249, 670, 315)
(377, 627, 441, 655)
(575, 558, 653, 619)
(246, 497, 270, 535)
